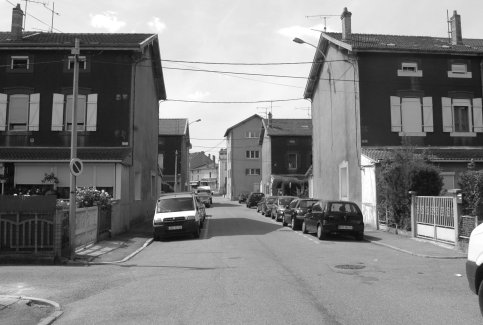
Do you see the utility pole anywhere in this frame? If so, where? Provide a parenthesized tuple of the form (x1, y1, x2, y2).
(174, 150, 178, 192)
(69, 38, 80, 259)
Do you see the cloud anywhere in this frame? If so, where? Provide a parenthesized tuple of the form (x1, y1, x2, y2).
(187, 91, 210, 101)
(277, 24, 325, 41)
(147, 17, 166, 34)
(90, 12, 126, 32)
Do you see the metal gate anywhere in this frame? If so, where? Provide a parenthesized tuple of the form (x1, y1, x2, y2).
(413, 196, 456, 244)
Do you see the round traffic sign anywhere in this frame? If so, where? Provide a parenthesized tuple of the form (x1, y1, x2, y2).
(70, 158, 83, 176)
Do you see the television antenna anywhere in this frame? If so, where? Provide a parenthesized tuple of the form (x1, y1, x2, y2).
(306, 14, 339, 32)
(43, 2, 60, 33)
(295, 106, 311, 117)
(22, 0, 48, 29)
(256, 102, 279, 118)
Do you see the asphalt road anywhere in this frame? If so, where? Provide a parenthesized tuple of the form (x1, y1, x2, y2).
(1, 197, 481, 324)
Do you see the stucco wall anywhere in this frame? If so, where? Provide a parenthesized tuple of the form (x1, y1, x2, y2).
(311, 44, 361, 206)
(360, 155, 377, 228)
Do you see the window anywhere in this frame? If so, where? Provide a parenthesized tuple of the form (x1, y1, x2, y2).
(51, 93, 98, 131)
(397, 62, 422, 77)
(9, 56, 31, 72)
(442, 97, 483, 136)
(0, 93, 40, 131)
(287, 153, 298, 170)
(245, 131, 259, 138)
(67, 56, 87, 70)
(390, 96, 433, 135)
(246, 150, 259, 159)
(448, 63, 472, 78)
(245, 168, 260, 175)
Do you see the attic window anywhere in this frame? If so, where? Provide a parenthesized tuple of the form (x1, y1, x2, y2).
(448, 63, 472, 78)
(397, 62, 422, 77)
(386, 43, 396, 47)
(67, 56, 87, 70)
(10, 56, 30, 71)
(301, 125, 309, 128)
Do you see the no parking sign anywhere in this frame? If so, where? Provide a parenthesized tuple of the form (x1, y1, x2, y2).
(69, 158, 83, 176)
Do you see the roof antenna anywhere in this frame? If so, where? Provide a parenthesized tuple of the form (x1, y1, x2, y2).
(306, 14, 339, 32)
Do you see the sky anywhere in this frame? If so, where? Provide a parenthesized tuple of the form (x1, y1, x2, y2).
(1, 0, 483, 160)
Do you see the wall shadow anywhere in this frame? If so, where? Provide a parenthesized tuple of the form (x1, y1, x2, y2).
(204, 217, 282, 238)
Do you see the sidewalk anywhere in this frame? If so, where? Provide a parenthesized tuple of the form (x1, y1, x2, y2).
(0, 218, 467, 324)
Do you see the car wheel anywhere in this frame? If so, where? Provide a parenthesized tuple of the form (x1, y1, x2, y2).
(302, 221, 308, 234)
(317, 225, 327, 240)
(153, 232, 160, 241)
(282, 218, 287, 227)
(291, 217, 297, 230)
(479, 280, 483, 316)
(355, 232, 364, 241)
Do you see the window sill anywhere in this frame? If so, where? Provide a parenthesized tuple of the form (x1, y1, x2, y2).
(397, 70, 423, 77)
(448, 71, 472, 78)
(398, 132, 426, 137)
(450, 132, 476, 137)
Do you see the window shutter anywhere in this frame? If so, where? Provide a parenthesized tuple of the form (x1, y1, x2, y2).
(245, 168, 249, 175)
(28, 93, 40, 131)
(390, 96, 402, 132)
(442, 97, 453, 132)
(422, 97, 433, 132)
(0, 93, 7, 131)
(51, 93, 64, 131)
(473, 98, 483, 132)
(86, 93, 98, 131)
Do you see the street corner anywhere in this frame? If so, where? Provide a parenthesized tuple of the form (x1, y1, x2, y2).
(0, 295, 62, 325)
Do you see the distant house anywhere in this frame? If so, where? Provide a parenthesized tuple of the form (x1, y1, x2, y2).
(0, 5, 166, 233)
(158, 119, 192, 193)
(218, 148, 227, 195)
(259, 113, 312, 196)
(224, 114, 262, 200)
(302, 7, 483, 227)
(189, 151, 218, 190)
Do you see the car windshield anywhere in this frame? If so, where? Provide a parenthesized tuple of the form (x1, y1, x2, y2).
(300, 200, 318, 208)
(198, 189, 210, 194)
(156, 197, 194, 213)
(279, 197, 295, 205)
(251, 193, 263, 198)
(267, 198, 277, 204)
(329, 202, 359, 213)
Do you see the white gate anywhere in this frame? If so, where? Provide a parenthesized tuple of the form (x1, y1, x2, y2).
(413, 196, 457, 244)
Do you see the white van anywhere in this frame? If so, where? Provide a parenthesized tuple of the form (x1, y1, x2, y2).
(466, 222, 483, 315)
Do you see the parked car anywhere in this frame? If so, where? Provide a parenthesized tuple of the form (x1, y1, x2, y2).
(246, 192, 265, 208)
(238, 192, 249, 203)
(282, 198, 319, 229)
(271, 196, 297, 221)
(152, 192, 204, 241)
(196, 192, 212, 208)
(261, 196, 277, 217)
(466, 222, 483, 315)
(302, 200, 364, 241)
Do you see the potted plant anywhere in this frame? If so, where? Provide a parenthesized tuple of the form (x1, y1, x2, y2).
(41, 172, 59, 190)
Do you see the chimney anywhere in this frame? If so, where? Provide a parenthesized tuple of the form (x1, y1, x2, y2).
(341, 7, 352, 40)
(11, 4, 23, 41)
(268, 112, 272, 128)
(450, 10, 463, 45)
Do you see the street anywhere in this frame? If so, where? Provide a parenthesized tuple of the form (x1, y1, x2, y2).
(0, 197, 481, 324)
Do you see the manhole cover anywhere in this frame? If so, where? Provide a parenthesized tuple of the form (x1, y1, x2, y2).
(334, 264, 365, 270)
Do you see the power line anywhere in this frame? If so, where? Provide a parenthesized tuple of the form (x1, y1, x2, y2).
(164, 98, 306, 104)
(163, 66, 307, 79)
(162, 59, 315, 66)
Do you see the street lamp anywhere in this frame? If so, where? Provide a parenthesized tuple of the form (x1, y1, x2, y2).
(189, 118, 201, 126)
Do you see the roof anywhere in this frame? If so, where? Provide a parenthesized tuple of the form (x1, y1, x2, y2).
(323, 32, 483, 55)
(0, 147, 132, 164)
(0, 32, 158, 50)
(224, 114, 262, 137)
(361, 147, 483, 163)
(159, 119, 188, 136)
(189, 152, 215, 169)
(261, 119, 312, 137)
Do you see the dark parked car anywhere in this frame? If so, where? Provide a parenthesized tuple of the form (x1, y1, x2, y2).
(246, 192, 264, 208)
(238, 192, 249, 203)
(271, 196, 297, 221)
(302, 200, 364, 241)
(256, 197, 265, 213)
(260, 196, 277, 217)
(282, 198, 319, 229)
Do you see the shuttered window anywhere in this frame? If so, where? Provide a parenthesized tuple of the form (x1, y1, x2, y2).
(441, 97, 483, 135)
(51, 93, 98, 131)
(0, 93, 40, 131)
(390, 96, 433, 135)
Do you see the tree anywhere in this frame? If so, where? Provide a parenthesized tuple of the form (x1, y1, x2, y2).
(377, 146, 443, 230)
(458, 160, 483, 217)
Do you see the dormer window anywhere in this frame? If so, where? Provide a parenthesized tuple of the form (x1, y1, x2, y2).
(448, 63, 472, 78)
(397, 62, 422, 77)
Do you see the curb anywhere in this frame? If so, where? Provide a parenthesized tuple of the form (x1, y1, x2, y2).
(368, 240, 467, 259)
(86, 237, 154, 265)
(2, 295, 63, 325)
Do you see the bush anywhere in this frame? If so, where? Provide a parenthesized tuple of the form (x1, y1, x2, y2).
(76, 187, 111, 208)
(458, 160, 483, 217)
(377, 146, 443, 230)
